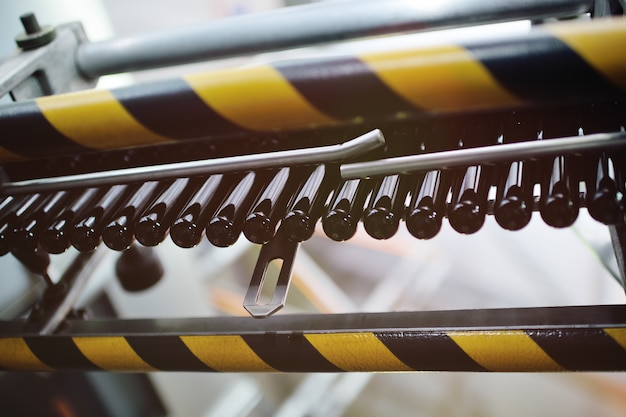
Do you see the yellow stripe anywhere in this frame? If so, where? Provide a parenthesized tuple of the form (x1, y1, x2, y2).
(448, 330, 564, 371)
(304, 332, 412, 371)
(547, 18, 626, 90)
(36, 90, 171, 149)
(360, 46, 520, 112)
(185, 65, 338, 131)
(0, 337, 52, 371)
(73, 336, 156, 371)
(604, 328, 626, 349)
(180, 335, 276, 372)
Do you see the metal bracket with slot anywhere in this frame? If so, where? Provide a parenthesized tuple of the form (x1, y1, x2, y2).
(244, 231, 300, 318)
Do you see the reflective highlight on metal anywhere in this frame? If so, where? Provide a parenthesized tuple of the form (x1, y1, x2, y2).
(340, 131, 626, 179)
(75, 0, 595, 77)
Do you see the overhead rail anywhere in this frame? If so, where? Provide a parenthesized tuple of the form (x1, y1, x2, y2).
(0, 18, 625, 163)
(75, 0, 596, 77)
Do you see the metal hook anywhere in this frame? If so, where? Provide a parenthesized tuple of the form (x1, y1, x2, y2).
(244, 232, 299, 318)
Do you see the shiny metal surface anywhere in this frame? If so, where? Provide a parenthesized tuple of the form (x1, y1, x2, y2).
(341, 131, 626, 179)
(76, 0, 593, 77)
(1, 129, 385, 195)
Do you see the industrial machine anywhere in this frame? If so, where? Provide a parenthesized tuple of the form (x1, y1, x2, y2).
(0, 0, 625, 378)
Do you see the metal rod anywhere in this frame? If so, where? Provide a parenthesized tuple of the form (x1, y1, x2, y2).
(23, 246, 109, 335)
(340, 131, 626, 179)
(0, 130, 384, 195)
(0, 305, 624, 371)
(75, 0, 592, 77)
(3, 18, 625, 163)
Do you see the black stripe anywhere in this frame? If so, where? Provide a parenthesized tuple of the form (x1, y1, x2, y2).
(464, 33, 625, 104)
(274, 57, 417, 120)
(114, 79, 248, 139)
(529, 329, 626, 371)
(242, 333, 342, 372)
(376, 331, 486, 371)
(24, 336, 100, 370)
(0, 101, 91, 157)
(125, 336, 213, 371)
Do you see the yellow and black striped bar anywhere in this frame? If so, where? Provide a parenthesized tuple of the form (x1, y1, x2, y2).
(1, 305, 625, 372)
(0, 18, 626, 164)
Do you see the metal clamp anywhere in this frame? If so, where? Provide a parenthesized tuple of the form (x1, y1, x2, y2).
(1, 20, 95, 100)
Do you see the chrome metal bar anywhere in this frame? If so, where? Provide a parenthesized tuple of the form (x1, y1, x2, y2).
(1, 130, 384, 195)
(24, 246, 108, 335)
(75, 0, 593, 77)
(1, 305, 624, 371)
(341, 131, 626, 179)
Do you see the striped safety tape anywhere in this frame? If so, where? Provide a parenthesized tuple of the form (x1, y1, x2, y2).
(0, 18, 625, 163)
(0, 306, 626, 372)
(0, 328, 625, 372)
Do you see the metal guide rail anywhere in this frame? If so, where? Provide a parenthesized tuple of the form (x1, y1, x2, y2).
(0, 138, 624, 268)
(0, 131, 624, 256)
(1, 1, 626, 372)
(1, 17, 626, 164)
(0, 305, 625, 372)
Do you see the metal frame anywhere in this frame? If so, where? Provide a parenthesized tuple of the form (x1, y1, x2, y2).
(0, 0, 625, 374)
(1, 305, 625, 372)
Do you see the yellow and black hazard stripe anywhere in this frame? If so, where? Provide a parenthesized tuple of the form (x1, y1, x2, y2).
(0, 17, 625, 163)
(0, 327, 625, 372)
(1, 305, 626, 372)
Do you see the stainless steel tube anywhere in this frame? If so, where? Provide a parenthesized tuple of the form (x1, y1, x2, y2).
(1, 130, 384, 195)
(76, 0, 593, 77)
(340, 131, 626, 179)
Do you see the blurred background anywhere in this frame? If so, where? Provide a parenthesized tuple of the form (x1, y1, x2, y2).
(0, 1, 625, 416)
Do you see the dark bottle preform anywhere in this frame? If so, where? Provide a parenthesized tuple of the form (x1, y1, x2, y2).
(0, 193, 50, 255)
(494, 161, 534, 231)
(282, 164, 333, 242)
(322, 179, 371, 242)
(406, 170, 450, 240)
(40, 188, 102, 254)
(362, 174, 406, 240)
(585, 153, 622, 225)
(540, 155, 579, 228)
(170, 175, 223, 248)
(243, 167, 293, 244)
(103, 181, 161, 251)
(448, 165, 491, 235)
(206, 171, 261, 247)
(71, 184, 132, 252)
(0, 195, 29, 255)
(13, 190, 73, 253)
(135, 178, 197, 247)
(0, 195, 27, 220)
